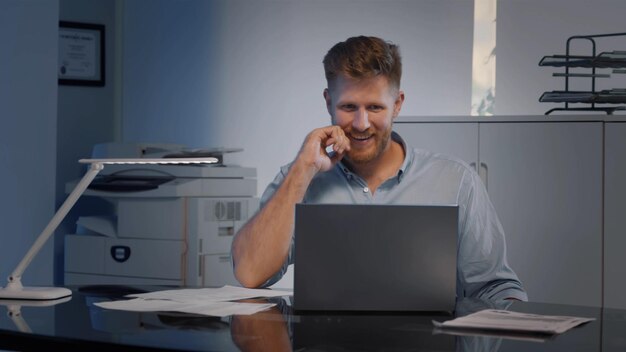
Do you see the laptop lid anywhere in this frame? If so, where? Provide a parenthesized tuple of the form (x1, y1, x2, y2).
(294, 204, 458, 312)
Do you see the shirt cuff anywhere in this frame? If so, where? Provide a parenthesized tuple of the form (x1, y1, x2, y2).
(489, 287, 528, 301)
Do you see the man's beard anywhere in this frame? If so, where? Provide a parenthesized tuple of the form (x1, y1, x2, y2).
(345, 126, 392, 164)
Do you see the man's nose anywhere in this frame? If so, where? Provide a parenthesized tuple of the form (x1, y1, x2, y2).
(352, 108, 370, 131)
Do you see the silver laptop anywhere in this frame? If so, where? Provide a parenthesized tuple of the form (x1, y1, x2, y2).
(294, 203, 458, 312)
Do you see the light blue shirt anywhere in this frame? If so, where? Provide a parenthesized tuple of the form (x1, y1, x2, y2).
(259, 132, 528, 301)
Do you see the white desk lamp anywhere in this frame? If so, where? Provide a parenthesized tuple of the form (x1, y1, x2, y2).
(0, 157, 218, 300)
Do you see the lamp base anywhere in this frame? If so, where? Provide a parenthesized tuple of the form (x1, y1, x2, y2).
(0, 286, 72, 300)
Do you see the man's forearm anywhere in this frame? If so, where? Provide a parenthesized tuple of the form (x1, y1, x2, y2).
(232, 125, 350, 288)
(232, 164, 315, 288)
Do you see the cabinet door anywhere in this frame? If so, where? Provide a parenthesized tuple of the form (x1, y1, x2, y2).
(604, 122, 626, 309)
(393, 122, 479, 165)
(480, 122, 603, 306)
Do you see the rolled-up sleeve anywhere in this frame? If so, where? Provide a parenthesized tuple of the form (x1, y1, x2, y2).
(256, 165, 295, 288)
(456, 169, 528, 301)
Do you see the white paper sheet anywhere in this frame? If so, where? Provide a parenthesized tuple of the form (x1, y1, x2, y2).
(127, 285, 292, 303)
(433, 309, 595, 335)
(93, 285, 292, 317)
(76, 216, 116, 237)
(94, 299, 276, 317)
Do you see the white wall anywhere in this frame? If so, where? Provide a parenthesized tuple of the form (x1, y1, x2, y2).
(121, 0, 474, 193)
(56, 0, 118, 284)
(497, 0, 626, 115)
(0, 0, 59, 286)
(118, 0, 626, 190)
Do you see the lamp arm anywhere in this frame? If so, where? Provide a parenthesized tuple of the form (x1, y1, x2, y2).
(7, 305, 32, 333)
(6, 162, 103, 289)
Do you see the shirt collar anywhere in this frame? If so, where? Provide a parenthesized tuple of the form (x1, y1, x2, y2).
(393, 131, 411, 182)
(337, 131, 412, 183)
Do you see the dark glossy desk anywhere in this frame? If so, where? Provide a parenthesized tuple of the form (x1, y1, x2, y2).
(1, 286, 625, 351)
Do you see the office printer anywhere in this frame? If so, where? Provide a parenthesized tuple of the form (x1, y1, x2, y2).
(64, 143, 259, 287)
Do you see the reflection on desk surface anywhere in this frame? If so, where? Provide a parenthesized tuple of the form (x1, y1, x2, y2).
(1, 286, 626, 351)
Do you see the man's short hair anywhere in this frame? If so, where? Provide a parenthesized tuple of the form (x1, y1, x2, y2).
(323, 36, 402, 90)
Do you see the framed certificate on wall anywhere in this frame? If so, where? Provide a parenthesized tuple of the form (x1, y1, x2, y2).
(58, 21, 105, 86)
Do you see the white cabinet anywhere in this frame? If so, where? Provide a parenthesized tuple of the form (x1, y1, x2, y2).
(394, 122, 478, 166)
(394, 118, 605, 306)
(480, 122, 603, 306)
(604, 122, 626, 309)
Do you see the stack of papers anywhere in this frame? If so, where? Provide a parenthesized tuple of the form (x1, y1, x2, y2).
(94, 285, 292, 317)
(433, 309, 594, 338)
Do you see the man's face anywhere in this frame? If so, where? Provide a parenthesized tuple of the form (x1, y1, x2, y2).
(324, 75, 404, 165)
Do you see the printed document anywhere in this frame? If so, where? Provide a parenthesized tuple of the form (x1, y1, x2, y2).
(94, 285, 292, 317)
(433, 309, 594, 335)
(126, 285, 291, 302)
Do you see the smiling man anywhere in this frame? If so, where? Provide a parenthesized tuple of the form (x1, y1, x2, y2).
(231, 36, 527, 301)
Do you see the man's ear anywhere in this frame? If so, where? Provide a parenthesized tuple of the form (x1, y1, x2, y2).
(393, 90, 405, 118)
(323, 88, 332, 115)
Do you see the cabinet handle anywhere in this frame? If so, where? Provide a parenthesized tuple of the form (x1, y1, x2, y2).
(479, 162, 488, 190)
(470, 162, 477, 171)
(199, 255, 205, 282)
